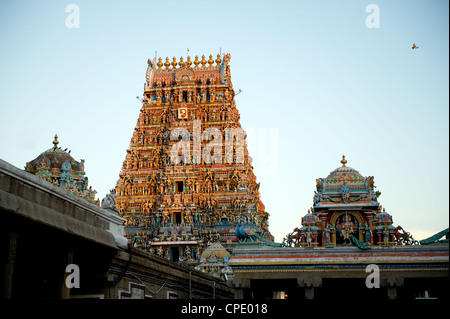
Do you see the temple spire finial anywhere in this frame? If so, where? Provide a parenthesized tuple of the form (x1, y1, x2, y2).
(341, 155, 347, 167)
(53, 134, 59, 149)
(157, 57, 163, 70)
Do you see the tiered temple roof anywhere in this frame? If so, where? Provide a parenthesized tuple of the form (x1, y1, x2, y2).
(115, 53, 272, 270)
(285, 156, 414, 248)
(24, 135, 98, 205)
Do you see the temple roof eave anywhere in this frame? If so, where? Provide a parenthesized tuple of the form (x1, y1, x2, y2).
(313, 203, 379, 209)
(321, 190, 370, 195)
(149, 240, 200, 246)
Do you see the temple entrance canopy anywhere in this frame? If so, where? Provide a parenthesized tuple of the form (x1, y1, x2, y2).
(285, 156, 410, 248)
(229, 155, 448, 300)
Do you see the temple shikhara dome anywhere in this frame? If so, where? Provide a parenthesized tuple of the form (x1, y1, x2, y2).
(115, 53, 272, 270)
(286, 155, 404, 248)
(24, 134, 99, 205)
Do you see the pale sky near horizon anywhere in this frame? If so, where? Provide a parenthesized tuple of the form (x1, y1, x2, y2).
(0, 0, 448, 242)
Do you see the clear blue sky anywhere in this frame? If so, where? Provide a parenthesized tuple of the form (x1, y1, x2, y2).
(0, 0, 448, 242)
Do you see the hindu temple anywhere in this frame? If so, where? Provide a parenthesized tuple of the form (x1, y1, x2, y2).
(1, 52, 448, 301)
(285, 155, 402, 248)
(24, 134, 99, 205)
(228, 156, 449, 299)
(114, 53, 272, 269)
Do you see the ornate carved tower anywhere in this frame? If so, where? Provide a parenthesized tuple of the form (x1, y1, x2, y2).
(25, 134, 99, 205)
(286, 156, 399, 248)
(115, 53, 272, 264)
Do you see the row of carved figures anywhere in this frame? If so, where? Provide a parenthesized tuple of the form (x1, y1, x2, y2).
(138, 102, 233, 125)
(123, 210, 266, 229)
(116, 179, 246, 197)
(34, 173, 99, 205)
(130, 128, 243, 153)
(117, 195, 254, 214)
(284, 224, 417, 248)
(146, 87, 232, 104)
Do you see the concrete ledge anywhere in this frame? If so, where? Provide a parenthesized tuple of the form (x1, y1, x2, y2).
(0, 188, 118, 249)
(0, 158, 127, 249)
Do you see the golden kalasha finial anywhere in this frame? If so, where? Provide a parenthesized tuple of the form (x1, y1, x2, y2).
(157, 57, 163, 70)
(341, 155, 347, 167)
(53, 134, 59, 149)
(194, 56, 199, 68)
(171, 57, 177, 69)
(186, 56, 192, 68)
(215, 53, 221, 65)
(179, 57, 184, 68)
(201, 55, 206, 67)
(208, 54, 214, 66)
(164, 57, 170, 69)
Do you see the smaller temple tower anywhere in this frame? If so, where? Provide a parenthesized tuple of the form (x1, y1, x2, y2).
(286, 156, 399, 248)
(24, 134, 99, 205)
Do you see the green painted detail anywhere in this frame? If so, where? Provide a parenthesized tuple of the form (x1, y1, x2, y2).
(254, 233, 284, 247)
(349, 236, 371, 250)
(419, 228, 449, 245)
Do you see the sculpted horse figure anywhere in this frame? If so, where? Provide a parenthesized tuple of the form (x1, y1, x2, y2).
(291, 227, 303, 247)
(394, 226, 411, 244)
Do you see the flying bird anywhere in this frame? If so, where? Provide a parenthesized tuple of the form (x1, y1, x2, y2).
(412, 43, 419, 49)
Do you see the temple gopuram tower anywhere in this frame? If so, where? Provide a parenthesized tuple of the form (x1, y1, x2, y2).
(25, 134, 99, 205)
(286, 156, 404, 248)
(115, 53, 272, 264)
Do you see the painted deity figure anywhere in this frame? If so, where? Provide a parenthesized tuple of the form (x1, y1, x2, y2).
(340, 184, 351, 202)
(164, 248, 170, 260)
(157, 246, 164, 257)
(367, 176, 375, 189)
(78, 159, 85, 172)
(383, 226, 390, 244)
(364, 223, 372, 244)
(336, 213, 356, 243)
(224, 89, 230, 101)
(316, 178, 323, 191)
(323, 224, 331, 244)
(369, 190, 378, 202)
(193, 211, 199, 224)
(187, 90, 192, 102)
(162, 210, 170, 225)
(184, 210, 193, 224)
(305, 228, 313, 246)
(314, 191, 322, 204)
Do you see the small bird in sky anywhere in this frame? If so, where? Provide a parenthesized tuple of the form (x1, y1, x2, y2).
(412, 43, 419, 49)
